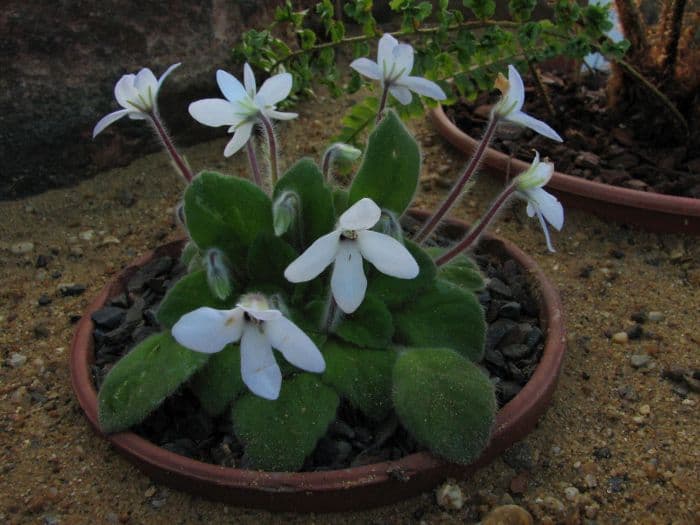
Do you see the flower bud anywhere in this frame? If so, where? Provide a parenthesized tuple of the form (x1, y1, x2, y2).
(375, 209, 403, 241)
(272, 190, 300, 236)
(205, 248, 233, 300)
(330, 143, 362, 162)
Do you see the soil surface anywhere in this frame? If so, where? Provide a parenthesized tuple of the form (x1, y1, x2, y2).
(1, 94, 698, 524)
(447, 68, 700, 198)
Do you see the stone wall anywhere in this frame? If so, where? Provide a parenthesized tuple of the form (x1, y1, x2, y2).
(0, 0, 280, 199)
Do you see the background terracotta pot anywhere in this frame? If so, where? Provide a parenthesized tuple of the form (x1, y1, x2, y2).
(70, 213, 566, 513)
(431, 105, 700, 235)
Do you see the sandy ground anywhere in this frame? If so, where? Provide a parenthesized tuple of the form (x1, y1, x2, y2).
(1, 96, 698, 524)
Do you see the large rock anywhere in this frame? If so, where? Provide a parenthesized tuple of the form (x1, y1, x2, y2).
(0, 0, 281, 199)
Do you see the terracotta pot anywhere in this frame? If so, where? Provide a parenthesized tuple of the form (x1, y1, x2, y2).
(70, 213, 566, 512)
(431, 105, 700, 235)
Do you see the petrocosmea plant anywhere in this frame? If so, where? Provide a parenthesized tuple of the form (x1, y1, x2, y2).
(93, 36, 563, 471)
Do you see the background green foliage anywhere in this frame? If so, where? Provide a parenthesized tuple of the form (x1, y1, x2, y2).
(234, 0, 622, 143)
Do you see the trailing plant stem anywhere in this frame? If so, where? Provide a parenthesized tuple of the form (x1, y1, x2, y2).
(246, 139, 263, 187)
(414, 115, 500, 244)
(149, 112, 193, 182)
(435, 181, 517, 266)
(259, 114, 279, 185)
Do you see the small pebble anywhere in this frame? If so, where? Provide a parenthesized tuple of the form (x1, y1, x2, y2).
(33, 323, 50, 338)
(639, 404, 651, 415)
(58, 283, 87, 296)
(10, 241, 34, 254)
(79, 230, 95, 241)
(38, 294, 52, 306)
(8, 353, 27, 368)
(435, 481, 464, 510)
(584, 473, 598, 488)
(630, 354, 651, 368)
(647, 311, 664, 322)
(482, 504, 533, 525)
(612, 332, 628, 344)
(564, 486, 579, 501)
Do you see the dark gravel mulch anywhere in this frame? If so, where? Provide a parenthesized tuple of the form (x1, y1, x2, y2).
(446, 68, 700, 199)
(91, 232, 545, 471)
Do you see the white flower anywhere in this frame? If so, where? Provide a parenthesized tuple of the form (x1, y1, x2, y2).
(93, 63, 181, 138)
(284, 198, 419, 314)
(350, 34, 446, 105)
(515, 152, 564, 252)
(172, 293, 324, 400)
(493, 65, 563, 142)
(188, 64, 297, 157)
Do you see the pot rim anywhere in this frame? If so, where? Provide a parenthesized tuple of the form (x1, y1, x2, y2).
(430, 105, 700, 231)
(70, 212, 566, 510)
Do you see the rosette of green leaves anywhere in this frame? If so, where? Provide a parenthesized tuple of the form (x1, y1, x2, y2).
(98, 109, 495, 471)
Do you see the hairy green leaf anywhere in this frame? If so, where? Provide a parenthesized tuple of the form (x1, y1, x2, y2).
(321, 340, 396, 420)
(394, 279, 485, 361)
(348, 110, 420, 217)
(98, 333, 209, 433)
(393, 347, 496, 464)
(232, 374, 339, 471)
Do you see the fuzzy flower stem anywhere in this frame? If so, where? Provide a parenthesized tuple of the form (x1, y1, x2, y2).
(246, 139, 263, 187)
(149, 111, 193, 183)
(321, 148, 333, 181)
(322, 295, 341, 333)
(435, 181, 517, 266)
(415, 115, 500, 244)
(259, 114, 279, 185)
(376, 85, 390, 124)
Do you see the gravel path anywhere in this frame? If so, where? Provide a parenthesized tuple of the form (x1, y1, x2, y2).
(1, 96, 698, 524)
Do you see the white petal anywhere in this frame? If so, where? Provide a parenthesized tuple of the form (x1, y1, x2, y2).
(531, 159, 554, 187)
(507, 111, 563, 142)
(399, 76, 446, 100)
(157, 63, 181, 90)
(529, 188, 564, 230)
(172, 307, 243, 354)
(217, 69, 247, 103)
(128, 112, 148, 120)
(264, 317, 325, 373)
(389, 85, 412, 105)
(284, 230, 341, 282)
(114, 74, 139, 109)
(377, 34, 399, 71)
(188, 98, 236, 127)
(331, 242, 367, 314)
(507, 65, 525, 111)
(339, 198, 381, 231)
(350, 58, 381, 80)
(240, 325, 282, 400)
(223, 121, 254, 157)
(134, 68, 158, 102)
(92, 109, 130, 138)
(391, 44, 414, 78)
(243, 63, 256, 97)
(535, 209, 556, 253)
(257, 73, 293, 106)
(356, 230, 419, 278)
(265, 109, 298, 121)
